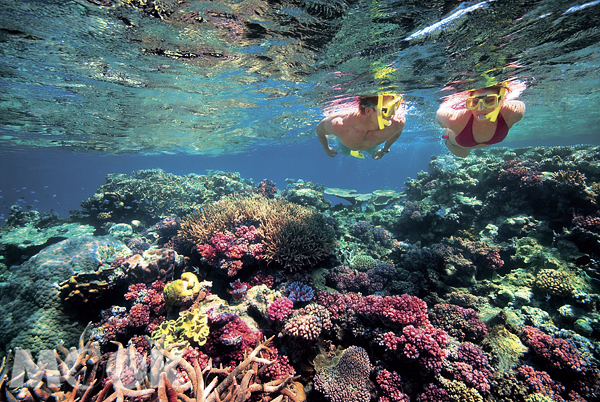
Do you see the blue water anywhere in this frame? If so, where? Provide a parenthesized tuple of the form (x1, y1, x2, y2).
(1, 0, 600, 220)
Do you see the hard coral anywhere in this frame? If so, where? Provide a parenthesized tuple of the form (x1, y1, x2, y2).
(383, 324, 450, 374)
(268, 297, 294, 321)
(429, 303, 488, 343)
(180, 195, 335, 272)
(521, 326, 589, 373)
(314, 346, 373, 402)
(534, 269, 575, 297)
(355, 294, 430, 331)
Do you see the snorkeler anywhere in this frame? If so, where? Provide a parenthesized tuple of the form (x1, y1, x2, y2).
(436, 81, 526, 158)
(317, 94, 405, 160)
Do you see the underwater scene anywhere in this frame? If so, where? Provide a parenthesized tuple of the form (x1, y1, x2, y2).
(1, 0, 600, 401)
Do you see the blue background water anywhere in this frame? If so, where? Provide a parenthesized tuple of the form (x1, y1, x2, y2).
(1, 0, 599, 222)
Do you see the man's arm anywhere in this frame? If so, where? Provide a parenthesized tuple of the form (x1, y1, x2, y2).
(372, 115, 405, 160)
(316, 119, 338, 157)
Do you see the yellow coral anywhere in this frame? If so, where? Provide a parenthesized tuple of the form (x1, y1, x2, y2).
(534, 269, 575, 297)
(151, 308, 209, 349)
(163, 272, 203, 307)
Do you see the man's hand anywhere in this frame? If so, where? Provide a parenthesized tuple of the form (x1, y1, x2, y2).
(372, 149, 388, 160)
(325, 147, 338, 157)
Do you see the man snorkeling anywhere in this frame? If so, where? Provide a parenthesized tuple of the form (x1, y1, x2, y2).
(437, 81, 526, 158)
(317, 94, 405, 160)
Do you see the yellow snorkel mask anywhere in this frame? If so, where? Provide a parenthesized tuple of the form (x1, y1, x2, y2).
(465, 82, 507, 123)
(376, 95, 402, 130)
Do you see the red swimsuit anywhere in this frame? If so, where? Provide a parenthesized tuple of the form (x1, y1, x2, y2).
(451, 114, 509, 148)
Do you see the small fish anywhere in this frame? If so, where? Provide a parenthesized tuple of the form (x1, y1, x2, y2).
(53, 194, 57, 197)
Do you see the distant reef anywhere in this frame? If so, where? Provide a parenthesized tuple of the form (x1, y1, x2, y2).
(1, 145, 600, 402)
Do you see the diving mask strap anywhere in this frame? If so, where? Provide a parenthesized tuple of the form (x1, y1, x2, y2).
(350, 150, 365, 159)
(484, 86, 507, 123)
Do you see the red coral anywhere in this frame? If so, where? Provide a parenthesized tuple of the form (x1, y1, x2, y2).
(212, 233, 236, 253)
(235, 225, 260, 241)
(128, 304, 150, 327)
(517, 365, 565, 400)
(268, 297, 294, 321)
(197, 244, 217, 260)
(259, 347, 295, 380)
(499, 166, 543, 188)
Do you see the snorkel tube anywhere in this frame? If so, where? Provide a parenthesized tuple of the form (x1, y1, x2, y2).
(377, 95, 402, 130)
(483, 82, 507, 123)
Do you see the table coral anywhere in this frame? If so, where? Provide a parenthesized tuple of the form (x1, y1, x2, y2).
(314, 346, 373, 402)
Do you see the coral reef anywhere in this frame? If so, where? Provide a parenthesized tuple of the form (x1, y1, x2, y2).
(4, 145, 600, 402)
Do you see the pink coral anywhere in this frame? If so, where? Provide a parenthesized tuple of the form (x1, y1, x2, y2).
(384, 324, 450, 374)
(235, 225, 260, 241)
(376, 370, 409, 402)
(355, 294, 430, 330)
(268, 297, 294, 321)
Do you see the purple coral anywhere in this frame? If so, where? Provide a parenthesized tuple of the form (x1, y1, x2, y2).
(287, 281, 314, 302)
(314, 346, 373, 402)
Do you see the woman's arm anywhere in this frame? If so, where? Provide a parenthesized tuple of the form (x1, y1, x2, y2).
(502, 100, 526, 127)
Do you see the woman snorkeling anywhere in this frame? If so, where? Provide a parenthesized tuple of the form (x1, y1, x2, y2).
(436, 81, 526, 158)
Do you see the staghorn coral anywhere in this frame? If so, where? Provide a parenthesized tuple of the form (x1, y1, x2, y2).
(552, 170, 587, 188)
(534, 269, 575, 297)
(179, 195, 335, 272)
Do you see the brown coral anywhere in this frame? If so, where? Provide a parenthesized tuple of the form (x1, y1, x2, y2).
(534, 269, 575, 297)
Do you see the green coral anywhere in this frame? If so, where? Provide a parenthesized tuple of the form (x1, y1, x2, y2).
(351, 254, 377, 270)
(440, 378, 482, 402)
(515, 237, 544, 264)
(524, 394, 555, 402)
(151, 308, 209, 349)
